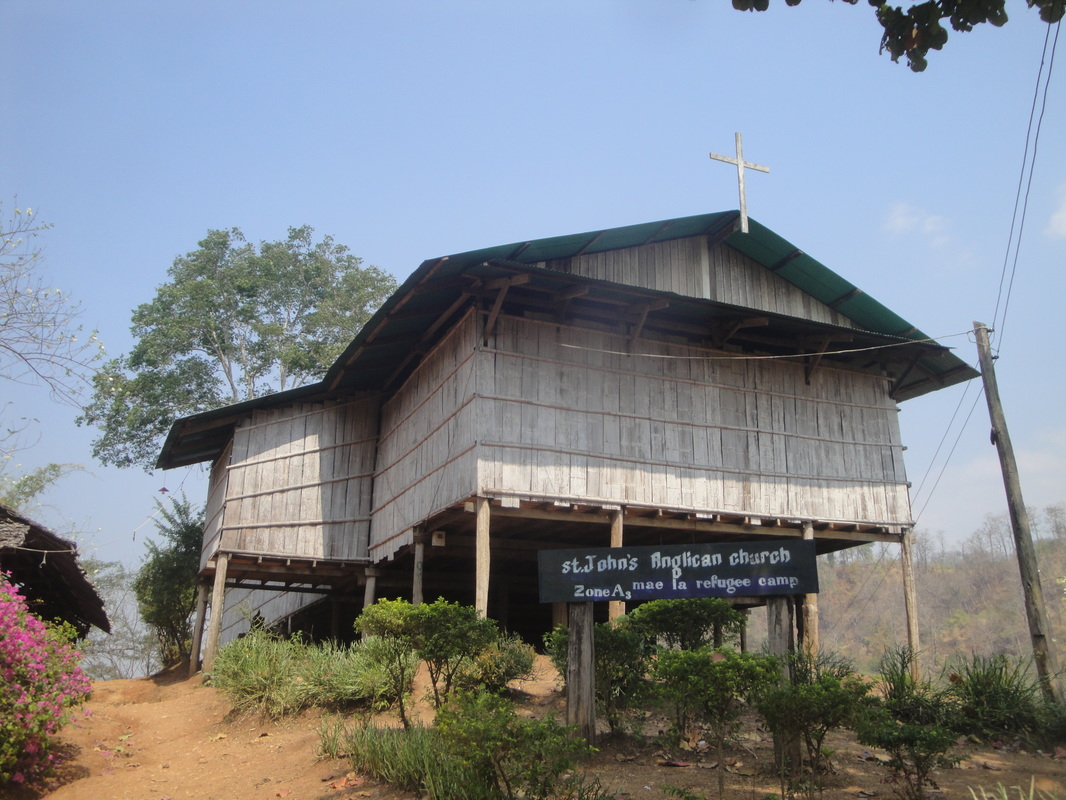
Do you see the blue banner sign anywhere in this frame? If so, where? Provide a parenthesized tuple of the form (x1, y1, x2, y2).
(537, 540, 818, 604)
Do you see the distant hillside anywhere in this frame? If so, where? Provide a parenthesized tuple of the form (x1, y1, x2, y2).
(748, 505, 1066, 675)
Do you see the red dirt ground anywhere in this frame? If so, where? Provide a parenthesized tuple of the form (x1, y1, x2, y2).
(5, 658, 1066, 800)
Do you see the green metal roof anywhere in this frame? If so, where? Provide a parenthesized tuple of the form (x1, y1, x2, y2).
(157, 211, 978, 469)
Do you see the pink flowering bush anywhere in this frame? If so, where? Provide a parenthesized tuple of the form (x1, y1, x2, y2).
(0, 572, 92, 785)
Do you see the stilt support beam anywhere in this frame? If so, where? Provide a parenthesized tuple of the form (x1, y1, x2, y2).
(476, 498, 491, 615)
(188, 583, 209, 678)
(566, 601, 597, 745)
(202, 552, 230, 674)
(608, 509, 625, 621)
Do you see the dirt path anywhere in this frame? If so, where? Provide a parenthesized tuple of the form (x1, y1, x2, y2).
(3, 672, 411, 800)
(6, 661, 1066, 800)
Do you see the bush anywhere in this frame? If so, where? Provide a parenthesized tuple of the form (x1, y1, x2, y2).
(857, 647, 957, 800)
(460, 632, 536, 693)
(652, 648, 777, 798)
(945, 654, 1043, 742)
(876, 646, 947, 726)
(355, 599, 422, 729)
(332, 689, 608, 800)
(543, 620, 654, 734)
(434, 689, 596, 800)
(756, 649, 870, 776)
(411, 598, 500, 706)
(856, 707, 957, 800)
(0, 573, 92, 786)
(627, 598, 744, 650)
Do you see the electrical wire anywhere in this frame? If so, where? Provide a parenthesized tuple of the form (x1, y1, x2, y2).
(992, 20, 1061, 352)
(913, 387, 986, 526)
(908, 357, 980, 508)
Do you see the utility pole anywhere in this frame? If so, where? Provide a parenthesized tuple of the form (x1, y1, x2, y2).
(974, 321, 1061, 702)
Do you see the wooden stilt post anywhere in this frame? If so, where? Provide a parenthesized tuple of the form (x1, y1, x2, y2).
(900, 529, 921, 682)
(566, 601, 597, 745)
(412, 529, 427, 605)
(362, 566, 380, 609)
(552, 603, 569, 629)
(974, 321, 1062, 702)
(201, 553, 230, 674)
(800, 522, 819, 655)
(187, 583, 208, 678)
(767, 595, 800, 774)
(608, 509, 625, 621)
(476, 498, 491, 615)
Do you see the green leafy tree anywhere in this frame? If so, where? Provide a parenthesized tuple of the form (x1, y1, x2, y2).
(732, 0, 1065, 72)
(78, 225, 397, 468)
(132, 496, 203, 667)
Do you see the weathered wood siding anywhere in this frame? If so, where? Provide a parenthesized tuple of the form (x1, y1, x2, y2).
(217, 587, 326, 644)
(208, 395, 379, 562)
(201, 441, 231, 571)
(546, 237, 857, 328)
(477, 314, 910, 525)
(370, 309, 481, 559)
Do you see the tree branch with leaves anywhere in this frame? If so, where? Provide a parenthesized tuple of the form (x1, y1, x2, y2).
(732, 0, 1065, 72)
(77, 225, 397, 469)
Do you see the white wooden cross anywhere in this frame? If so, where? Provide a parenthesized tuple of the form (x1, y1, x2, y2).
(709, 132, 769, 234)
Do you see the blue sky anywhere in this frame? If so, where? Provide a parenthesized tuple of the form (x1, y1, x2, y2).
(3, 2, 1064, 566)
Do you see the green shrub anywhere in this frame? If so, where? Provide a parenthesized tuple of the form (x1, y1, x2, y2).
(460, 632, 536, 692)
(543, 620, 653, 734)
(652, 648, 778, 798)
(331, 689, 608, 800)
(209, 629, 309, 717)
(856, 706, 957, 800)
(627, 598, 744, 650)
(756, 649, 870, 776)
(857, 646, 958, 800)
(435, 689, 595, 800)
(876, 645, 947, 726)
(413, 598, 500, 707)
(355, 599, 421, 729)
(945, 654, 1043, 741)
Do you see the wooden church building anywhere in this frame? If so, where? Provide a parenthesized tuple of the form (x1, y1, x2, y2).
(155, 211, 978, 669)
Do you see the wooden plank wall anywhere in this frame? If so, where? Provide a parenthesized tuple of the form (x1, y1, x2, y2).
(217, 587, 326, 644)
(553, 237, 858, 328)
(200, 441, 231, 571)
(477, 313, 911, 526)
(216, 394, 379, 561)
(370, 308, 481, 560)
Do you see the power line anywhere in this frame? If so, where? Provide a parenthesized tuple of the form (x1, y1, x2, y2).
(992, 20, 1061, 351)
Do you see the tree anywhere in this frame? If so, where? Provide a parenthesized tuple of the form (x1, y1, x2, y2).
(77, 225, 397, 468)
(0, 200, 104, 409)
(731, 0, 1065, 72)
(132, 495, 203, 667)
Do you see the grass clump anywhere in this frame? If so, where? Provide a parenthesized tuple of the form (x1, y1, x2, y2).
(209, 629, 405, 717)
(945, 654, 1044, 742)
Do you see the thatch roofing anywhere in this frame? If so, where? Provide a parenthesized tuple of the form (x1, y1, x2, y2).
(0, 502, 111, 636)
